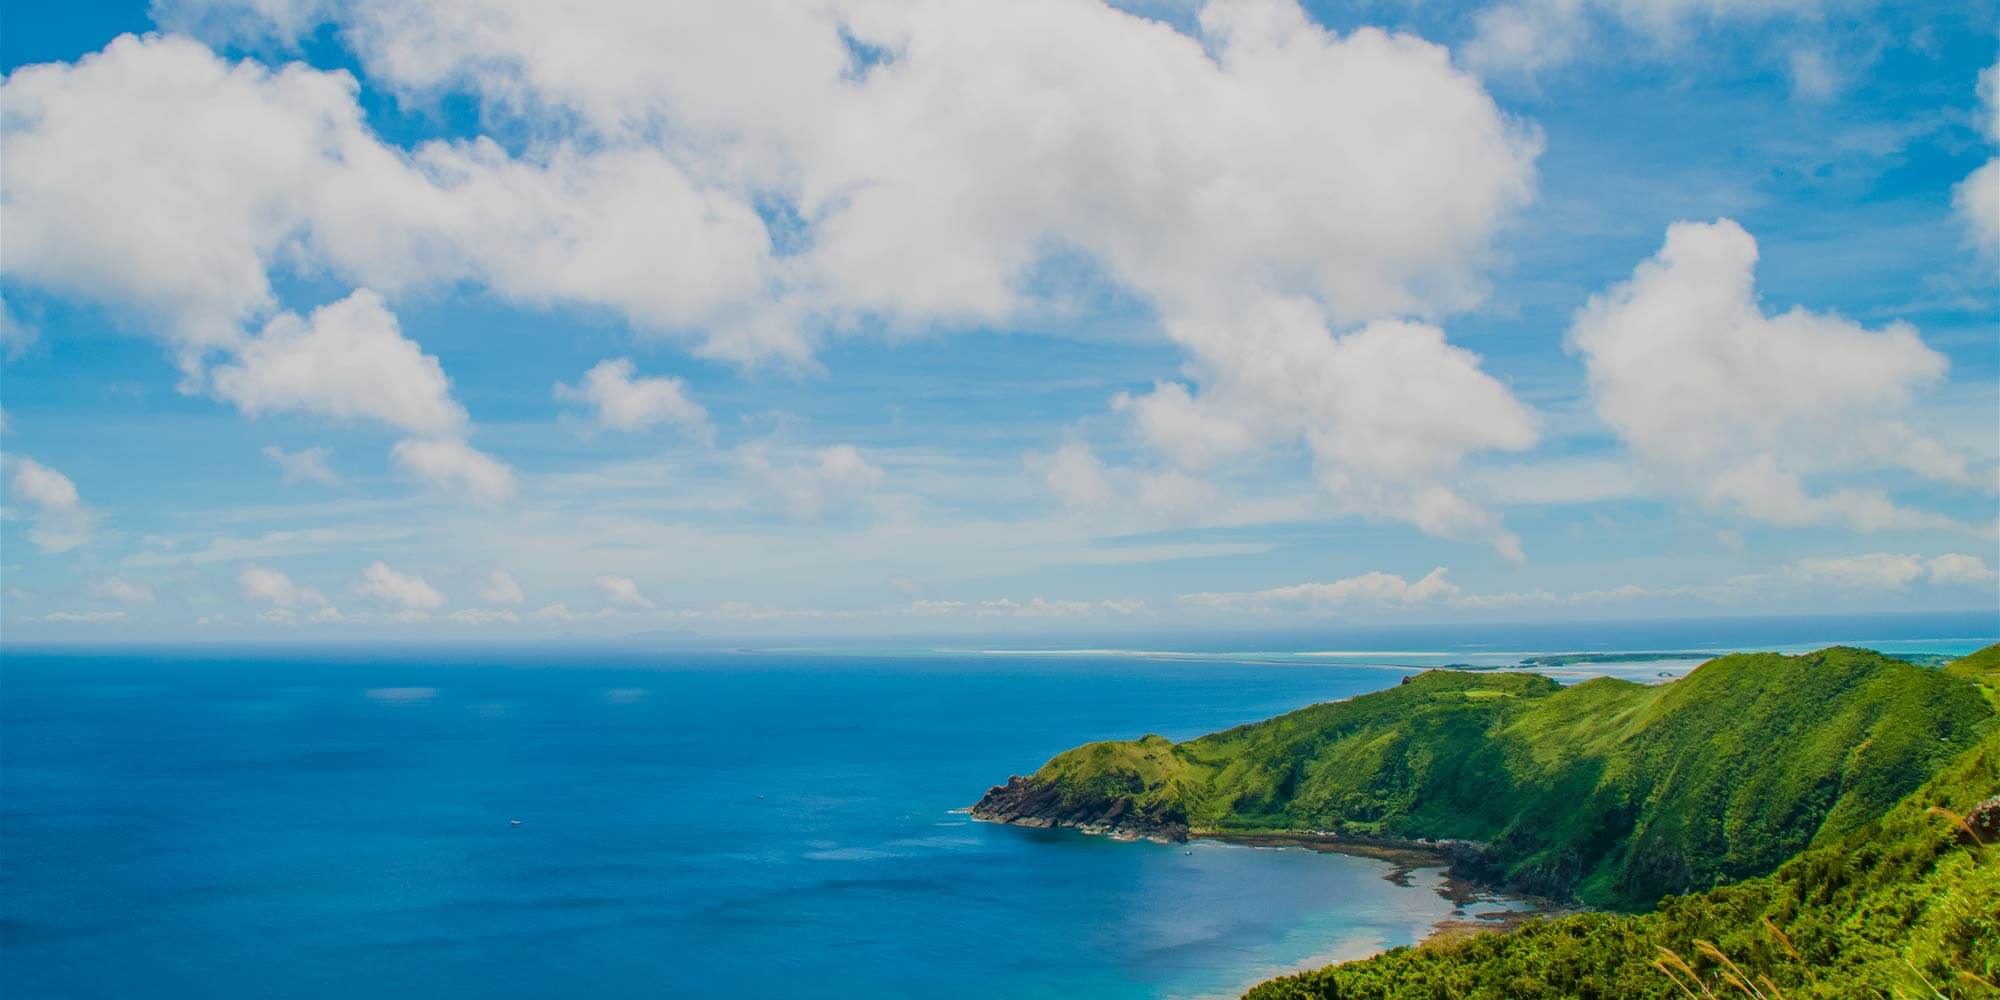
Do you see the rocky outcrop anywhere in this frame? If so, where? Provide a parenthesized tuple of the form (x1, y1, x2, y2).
(1960, 794, 2000, 846)
(970, 775, 1190, 843)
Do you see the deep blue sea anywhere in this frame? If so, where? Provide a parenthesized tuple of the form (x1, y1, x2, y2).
(3, 613, 1993, 999)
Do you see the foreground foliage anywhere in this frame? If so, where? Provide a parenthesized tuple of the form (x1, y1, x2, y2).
(1007, 647, 1993, 908)
(1243, 719, 2000, 999)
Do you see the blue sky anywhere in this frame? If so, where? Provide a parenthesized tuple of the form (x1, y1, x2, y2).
(1, 0, 1995, 639)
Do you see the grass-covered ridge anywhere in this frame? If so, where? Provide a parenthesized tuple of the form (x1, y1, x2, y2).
(973, 646, 1996, 909)
(1243, 711, 2000, 999)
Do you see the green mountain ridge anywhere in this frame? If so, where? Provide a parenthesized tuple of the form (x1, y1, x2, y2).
(1244, 706, 2000, 999)
(971, 646, 1996, 910)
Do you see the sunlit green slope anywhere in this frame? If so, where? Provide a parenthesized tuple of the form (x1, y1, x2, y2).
(973, 646, 1996, 909)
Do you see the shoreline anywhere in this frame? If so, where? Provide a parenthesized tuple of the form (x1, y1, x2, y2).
(1192, 829, 1574, 921)
(973, 812, 1576, 944)
(1072, 823, 1578, 1000)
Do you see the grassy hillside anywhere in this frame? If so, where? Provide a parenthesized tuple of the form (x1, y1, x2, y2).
(1948, 645, 2000, 706)
(1242, 723, 2000, 999)
(974, 646, 1996, 909)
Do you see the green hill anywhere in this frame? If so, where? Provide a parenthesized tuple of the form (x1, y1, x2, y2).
(1243, 720, 2000, 999)
(1948, 644, 2000, 706)
(972, 646, 1996, 909)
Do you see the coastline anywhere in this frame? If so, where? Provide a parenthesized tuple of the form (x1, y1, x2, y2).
(970, 812, 1576, 963)
(966, 774, 1575, 931)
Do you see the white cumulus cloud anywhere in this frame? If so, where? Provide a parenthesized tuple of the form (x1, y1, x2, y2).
(448, 607, 521, 624)
(391, 437, 517, 503)
(1956, 63, 2000, 251)
(212, 290, 466, 435)
(1568, 219, 1965, 532)
(1033, 441, 1116, 511)
(5, 455, 96, 553)
(1465, 0, 1824, 76)
(262, 445, 341, 486)
(88, 575, 155, 603)
(595, 575, 655, 610)
(239, 565, 327, 607)
(38, 610, 127, 623)
(354, 560, 446, 609)
(7, 6, 1545, 551)
(1784, 552, 1997, 591)
(556, 358, 709, 435)
(1925, 553, 1998, 587)
(746, 444, 885, 520)
(1185, 566, 1461, 609)
(478, 568, 525, 606)
(0, 32, 770, 366)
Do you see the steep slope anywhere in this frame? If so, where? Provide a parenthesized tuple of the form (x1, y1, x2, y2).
(972, 646, 1996, 908)
(1242, 727, 2000, 999)
(1948, 644, 2000, 705)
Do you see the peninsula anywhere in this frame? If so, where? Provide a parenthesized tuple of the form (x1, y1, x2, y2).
(974, 645, 2000, 996)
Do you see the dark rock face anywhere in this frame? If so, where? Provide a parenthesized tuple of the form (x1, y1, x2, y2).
(1961, 795, 2000, 846)
(970, 775, 1190, 843)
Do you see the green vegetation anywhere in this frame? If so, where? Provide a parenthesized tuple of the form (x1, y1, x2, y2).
(993, 647, 1995, 909)
(1947, 645, 2000, 706)
(1243, 718, 2000, 999)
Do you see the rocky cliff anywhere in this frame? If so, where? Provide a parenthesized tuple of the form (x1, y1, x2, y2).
(971, 774, 1190, 842)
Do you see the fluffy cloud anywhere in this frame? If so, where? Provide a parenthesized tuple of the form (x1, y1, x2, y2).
(447, 607, 521, 624)
(391, 438, 516, 503)
(1568, 219, 1966, 531)
(1984, 62, 2000, 143)
(149, 0, 1534, 328)
(0, 296, 38, 360)
(354, 560, 446, 609)
(38, 610, 126, 623)
(0, 32, 770, 365)
(595, 575, 654, 610)
(1136, 469, 1222, 524)
(5, 455, 96, 553)
(1926, 553, 1999, 587)
(556, 358, 708, 435)
(1115, 383, 1257, 471)
(1464, 0, 1823, 75)
(0, 33, 384, 362)
(908, 596, 1151, 619)
(1127, 314, 1537, 555)
(1029, 444, 1269, 530)
(88, 576, 155, 603)
(1786, 47, 1839, 101)
(238, 564, 327, 607)
(214, 294, 515, 504)
(7, 455, 79, 510)
(212, 291, 465, 435)
(1959, 161, 2000, 250)
(746, 444, 885, 520)
(529, 601, 616, 623)
(262, 445, 341, 486)
(1185, 566, 1461, 609)
(478, 568, 525, 606)
(10, 5, 1542, 548)
(2, 39, 533, 506)
(1033, 441, 1116, 510)
(1956, 64, 1999, 250)
(1788, 552, 1997, 591)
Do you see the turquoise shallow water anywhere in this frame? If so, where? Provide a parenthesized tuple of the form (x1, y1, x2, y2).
(2, 614, 1992, 998)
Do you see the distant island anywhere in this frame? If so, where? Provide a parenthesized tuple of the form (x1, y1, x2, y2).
(1511, 651, 1710, 667)
(973, 645, 2000, 997)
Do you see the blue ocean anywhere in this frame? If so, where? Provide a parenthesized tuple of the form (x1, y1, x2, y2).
(3, 613, 1993, 999)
